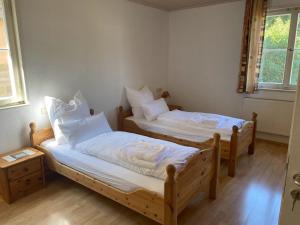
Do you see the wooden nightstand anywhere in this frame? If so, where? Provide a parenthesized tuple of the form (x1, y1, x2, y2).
(0, 148, 45, 203)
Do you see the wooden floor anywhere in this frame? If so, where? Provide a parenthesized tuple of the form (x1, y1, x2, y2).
(0, 140, 287, 225)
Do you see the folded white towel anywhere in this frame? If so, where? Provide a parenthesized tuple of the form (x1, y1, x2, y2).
(126, 157, 157, 169)
(133, 142, 166, 161)
(201, 120, 219, 128)
(117, 141, 168, 169)
(188, 118, 219, 128)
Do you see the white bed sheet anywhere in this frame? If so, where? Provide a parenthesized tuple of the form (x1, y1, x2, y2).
(42, 139, 164, 195)
(74, 131, 198, 180)
(158, 110, 245, 135)
(127, 116, 233, 141)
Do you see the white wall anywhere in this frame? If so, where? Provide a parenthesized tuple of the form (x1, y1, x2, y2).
(168, 1, 245, 117)
(270, 0, 300, 8)
(168, 0, 300, 143)
(0, 0, 169, 153)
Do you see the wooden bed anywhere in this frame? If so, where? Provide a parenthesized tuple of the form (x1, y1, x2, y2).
(29, 118, 221, 225)
(118, 105, 257, 177)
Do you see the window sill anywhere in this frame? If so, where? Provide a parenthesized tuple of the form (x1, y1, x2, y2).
(244, 89, 296, 102)
(257, 87, 296, 92)
(0, 102, 30, 110)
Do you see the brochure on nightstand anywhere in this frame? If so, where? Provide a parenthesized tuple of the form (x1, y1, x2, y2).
(2, 149, 35, 162)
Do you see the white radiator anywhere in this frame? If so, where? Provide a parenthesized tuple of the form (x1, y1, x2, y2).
(242, 97, 294, 136)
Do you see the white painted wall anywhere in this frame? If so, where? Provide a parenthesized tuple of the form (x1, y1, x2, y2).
(168, 1, 245, 117)
(0, 0, 169, 153)
(168, 0, 300, 143)
(270, 0, 300, 8)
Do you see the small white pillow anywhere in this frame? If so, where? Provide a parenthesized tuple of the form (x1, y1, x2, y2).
(126, 86, 154, 118)
(142, 98, 169, 121)
(44, 91, 90, 145)
(58, 112, 112, 147)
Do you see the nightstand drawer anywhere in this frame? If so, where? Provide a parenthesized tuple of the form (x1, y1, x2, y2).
(7, 158, 41, 180)
(9, 171, 44, 199)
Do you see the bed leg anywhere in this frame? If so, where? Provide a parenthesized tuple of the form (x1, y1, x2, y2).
(228, 126, 238, 177)
(248, 144, 255, 155)
(164, 165, 177, 225)
(209, 133, 221, 200)
(248, 112, 257, 155)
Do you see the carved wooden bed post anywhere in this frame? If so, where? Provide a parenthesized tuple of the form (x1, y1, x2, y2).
(210, 133, 221, 199)
(164, 164, 177, 225)
(29, 122, 37, 147)
(228, 126, 238, 177)
(248, 112, 258, 155)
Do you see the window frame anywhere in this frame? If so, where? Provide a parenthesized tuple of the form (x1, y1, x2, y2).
(0, 0, 27, 109)
(258, 8, 300, 91)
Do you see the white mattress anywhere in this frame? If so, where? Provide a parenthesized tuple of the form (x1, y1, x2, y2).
(42, 139, 164, 195)
(127, 116, 232, 141)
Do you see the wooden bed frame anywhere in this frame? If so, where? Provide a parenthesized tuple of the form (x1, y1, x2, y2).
(29, 116, 221, 225)
(118, 105, 257, 177)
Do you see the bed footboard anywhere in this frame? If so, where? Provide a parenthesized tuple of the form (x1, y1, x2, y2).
(36, 145, 166, 224)
(228, 112, 257, 177)
(164, 134, 220, 225)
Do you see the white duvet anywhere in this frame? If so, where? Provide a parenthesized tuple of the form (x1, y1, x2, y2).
(75, 131, 198, 180)
(157, 110, 245, 137)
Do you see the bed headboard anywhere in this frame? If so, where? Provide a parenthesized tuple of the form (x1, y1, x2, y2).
(117, 104, 183, 132)
(30, 108, 95, 147)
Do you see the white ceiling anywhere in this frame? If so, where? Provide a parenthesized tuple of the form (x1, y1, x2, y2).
(129, 0, 241, 11)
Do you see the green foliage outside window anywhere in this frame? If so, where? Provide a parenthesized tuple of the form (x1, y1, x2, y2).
(259, 14, 291, 84)
(259, 13, 300, 86)
(291, 14, 300, 85)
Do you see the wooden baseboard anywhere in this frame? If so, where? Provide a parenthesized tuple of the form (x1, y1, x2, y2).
(256, 132, 290, 144)
(256, 138, 289, 148)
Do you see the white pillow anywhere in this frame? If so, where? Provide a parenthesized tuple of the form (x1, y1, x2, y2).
(58, 112, 112, 147)
(142, 98, 169, 121)
(126, 86, 154, 118)
(44, 91, 90, 145)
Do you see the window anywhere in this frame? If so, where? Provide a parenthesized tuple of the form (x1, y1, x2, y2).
(0, 0, 27, 108)
(259, 8, 300, 90)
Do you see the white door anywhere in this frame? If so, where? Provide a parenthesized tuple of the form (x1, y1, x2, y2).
(279, 78, 300, 224)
